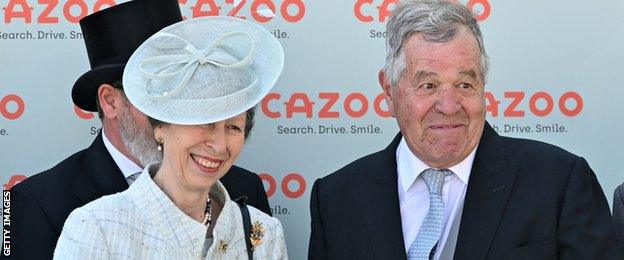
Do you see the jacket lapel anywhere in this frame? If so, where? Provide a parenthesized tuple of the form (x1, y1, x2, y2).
(358, 133, 408, 259)
(453, 122, 519, 259)
(128, 165, 207, 252)
(73, 133, 129, 204)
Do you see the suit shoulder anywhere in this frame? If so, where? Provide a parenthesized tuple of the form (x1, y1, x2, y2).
(615, 183, 624, 197)
(230, 165, 254, 175)
(317, 149, 386, 186)
(12, 148, 88, 199)
(229, 165, 259, 179)
(499, 135, 580, 163)
(222, 165, 262, 186)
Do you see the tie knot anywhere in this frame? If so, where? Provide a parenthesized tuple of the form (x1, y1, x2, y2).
(422, 168, 451, 195)
(127, 172, 141, 185)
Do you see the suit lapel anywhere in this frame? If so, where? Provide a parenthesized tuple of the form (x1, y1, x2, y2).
(73, 133, 129, 204)
(358, 133, 408, 259)
(454, 123, 519, 259)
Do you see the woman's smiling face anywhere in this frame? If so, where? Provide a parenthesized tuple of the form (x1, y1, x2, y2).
(155, 112, 247, 193)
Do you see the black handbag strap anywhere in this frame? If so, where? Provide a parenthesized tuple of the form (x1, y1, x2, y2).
(235, 196, 253, 260)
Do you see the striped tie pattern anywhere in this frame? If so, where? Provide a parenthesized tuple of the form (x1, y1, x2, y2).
(126, 172, 141, 186)
(407, 168, 452, 260)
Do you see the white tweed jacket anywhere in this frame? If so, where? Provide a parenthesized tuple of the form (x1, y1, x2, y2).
(54, 163, 288, 259)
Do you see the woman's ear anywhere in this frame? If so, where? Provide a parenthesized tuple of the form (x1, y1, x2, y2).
(154, 126, 164, 151)
(153, 126, 163, 143)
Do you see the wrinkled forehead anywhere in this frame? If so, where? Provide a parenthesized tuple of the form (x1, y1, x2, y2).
(404, 27, 478, 50)
(404, 32, 481, 66)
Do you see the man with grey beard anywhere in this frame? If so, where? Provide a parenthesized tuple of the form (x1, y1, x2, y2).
(9, 1, 271, 259)
(116, 90, 162, 168)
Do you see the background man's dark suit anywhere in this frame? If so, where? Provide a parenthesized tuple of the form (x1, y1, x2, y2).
(309, 123, 618, 259)
(614, 183, 624, 253)
(10, 133, 271, 259)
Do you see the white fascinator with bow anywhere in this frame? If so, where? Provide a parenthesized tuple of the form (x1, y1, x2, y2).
(123, 16, 284, 125)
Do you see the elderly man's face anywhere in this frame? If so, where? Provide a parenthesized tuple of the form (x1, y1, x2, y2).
(382, 30, 485, 168)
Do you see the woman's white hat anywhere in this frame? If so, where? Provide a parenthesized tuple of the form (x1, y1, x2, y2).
(123, 16, 284, 125)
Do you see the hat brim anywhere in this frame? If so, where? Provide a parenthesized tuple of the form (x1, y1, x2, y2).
(72, 63, 125, 112)
(123, 17, 284, 125)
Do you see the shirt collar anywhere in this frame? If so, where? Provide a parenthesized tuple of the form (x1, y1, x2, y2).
(396, 137, 477, 192)
(102, 129, 143, 178)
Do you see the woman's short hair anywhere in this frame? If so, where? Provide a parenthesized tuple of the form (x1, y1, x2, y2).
(148, 106, 256, 140)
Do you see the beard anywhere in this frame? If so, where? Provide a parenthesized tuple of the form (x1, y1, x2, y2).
(118, 105, 162, 167)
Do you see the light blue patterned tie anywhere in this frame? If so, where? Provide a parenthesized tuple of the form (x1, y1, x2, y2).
(126, 172, 141, 185)
(407, 168, 452, 260)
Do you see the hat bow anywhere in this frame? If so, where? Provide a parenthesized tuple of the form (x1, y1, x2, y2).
(139, 31, 255, 99)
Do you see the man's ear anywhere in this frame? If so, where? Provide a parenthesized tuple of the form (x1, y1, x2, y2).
(378, 70, 396, 117)
(97, 84, 123, 120)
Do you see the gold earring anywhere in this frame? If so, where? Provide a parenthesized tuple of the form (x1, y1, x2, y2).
(156, 138, 163, 151)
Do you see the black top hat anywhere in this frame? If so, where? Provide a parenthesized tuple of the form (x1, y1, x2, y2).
(72, 0, 183, 112)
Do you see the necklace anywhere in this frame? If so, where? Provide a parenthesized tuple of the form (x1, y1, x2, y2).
(201, 196, 212, 227)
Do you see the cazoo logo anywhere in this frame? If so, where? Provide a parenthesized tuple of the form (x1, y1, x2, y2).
(260, 91, 584, 119)
(260, 172, 306, 199)
(2, 0, 306, 23)
(0, 94, 25, 120)
(354, 0, 491, 23)
(261, 92, 391, 119)
(73, 105, 94, 120)
(485, 91, 583, 117)
(4, 174, 27, 190)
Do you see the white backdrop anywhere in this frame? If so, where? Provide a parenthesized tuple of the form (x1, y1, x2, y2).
(2, 0, 624, 259)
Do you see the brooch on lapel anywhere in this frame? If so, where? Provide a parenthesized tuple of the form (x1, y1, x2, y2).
(250, 221, 266, 251)
(218, 240, 228, 253)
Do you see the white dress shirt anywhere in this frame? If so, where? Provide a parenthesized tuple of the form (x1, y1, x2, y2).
(102, 130, 142, 183)
(397, 137, 477, 260)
